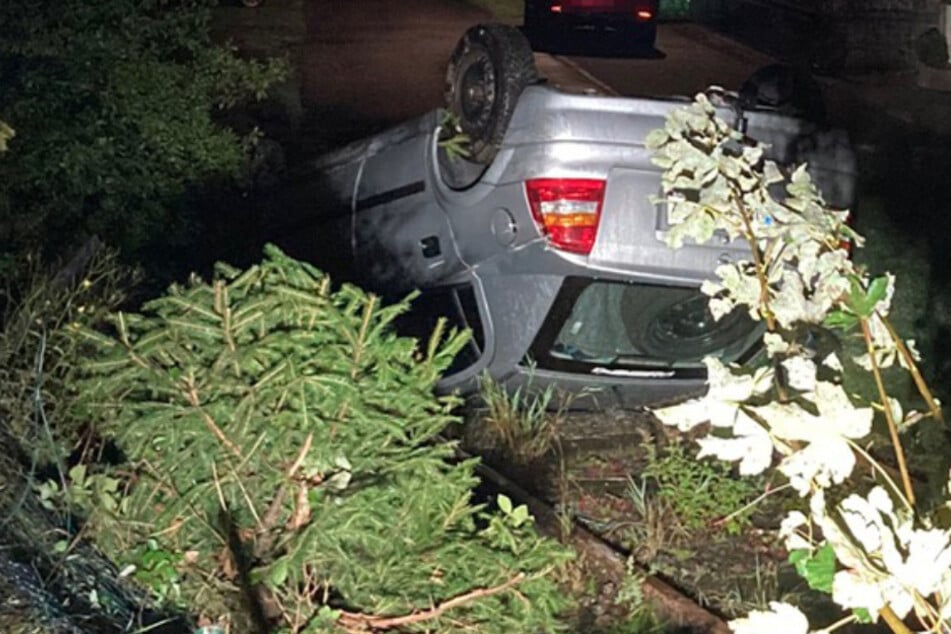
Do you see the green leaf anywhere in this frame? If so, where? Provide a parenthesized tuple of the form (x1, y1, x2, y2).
(852, 607, 873, 623)
(37, 480, 59, 501)
(645, 128, 669, 149)
(847, 277, 873, 317)
(846, 275, 889, 318)
(68, 464, 87, 487)
(497, 494, 513, 515)
(511, 504, 530, 528)
(823, 310, 859, 331)
(791, 543, 835, 594)
(267, 558, 289, 588)
(865, 275, 888, 309)
(316, 605, 342, 625)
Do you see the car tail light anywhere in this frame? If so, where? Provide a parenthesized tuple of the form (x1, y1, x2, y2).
(525, 178, 606, 255)
(550, 4, 563, 12)
(635, 8, 653, 20)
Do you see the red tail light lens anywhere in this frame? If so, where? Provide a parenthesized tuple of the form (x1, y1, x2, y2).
(550, 4, 563, 12)
(525, 178, 606, 255)
(635, 9, 653, 20)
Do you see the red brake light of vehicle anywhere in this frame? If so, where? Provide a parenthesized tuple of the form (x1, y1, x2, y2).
(525, 178, 606, 255)
(550, 4, 563, 12)
(635, 9, 653, 20)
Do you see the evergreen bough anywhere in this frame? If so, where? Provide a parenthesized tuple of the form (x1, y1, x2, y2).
(72, 246, 570, 633)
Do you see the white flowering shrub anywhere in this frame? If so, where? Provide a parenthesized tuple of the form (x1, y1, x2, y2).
(646, 94, 950, 634)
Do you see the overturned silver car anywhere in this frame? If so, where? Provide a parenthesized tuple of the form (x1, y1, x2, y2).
(310, 24, 856, 408)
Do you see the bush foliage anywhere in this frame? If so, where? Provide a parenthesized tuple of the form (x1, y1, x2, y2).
(0, 0, 286, 263)
(71, 246, 571, 633)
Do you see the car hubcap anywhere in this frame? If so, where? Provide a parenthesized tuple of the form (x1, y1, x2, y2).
(645, 295, 750, 357)
(460, 55, 495, 125)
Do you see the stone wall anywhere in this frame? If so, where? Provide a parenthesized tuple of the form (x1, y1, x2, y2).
(690, 0, 942, 73)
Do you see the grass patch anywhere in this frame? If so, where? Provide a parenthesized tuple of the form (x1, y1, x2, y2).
(474, 372, 562, 463)
(643, 441, 764, 535)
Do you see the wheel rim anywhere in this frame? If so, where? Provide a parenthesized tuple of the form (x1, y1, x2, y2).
(641, 294, 753, 358)
(458, 53, 496, 130)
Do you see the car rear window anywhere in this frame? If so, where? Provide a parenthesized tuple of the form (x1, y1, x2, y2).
(528, 277, 762, 377)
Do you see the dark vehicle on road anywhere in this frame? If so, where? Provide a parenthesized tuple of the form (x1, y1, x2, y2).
(523, 0, 660, 52)
(311, 25, 856, 409)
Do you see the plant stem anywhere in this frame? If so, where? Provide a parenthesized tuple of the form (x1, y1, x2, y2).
(880, 605, 914, 634)
(735, 194, 775, 333)
(879, 313, 943, 424)
(823, 613, 857, 633)
(847, 440, 913, 513)
(184, 380, 244, 460)
(713, 482, 791, 529)
(859, 317, 915, 507)
(732, 188, 791, 403)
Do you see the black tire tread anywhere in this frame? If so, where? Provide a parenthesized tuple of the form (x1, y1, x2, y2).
(445, 24, 538, 165)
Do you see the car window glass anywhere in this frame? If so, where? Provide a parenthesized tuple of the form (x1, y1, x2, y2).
(530, 278, 762, 374)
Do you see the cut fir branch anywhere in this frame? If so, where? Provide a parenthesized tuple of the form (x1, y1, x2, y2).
(70, 245, 571, 633)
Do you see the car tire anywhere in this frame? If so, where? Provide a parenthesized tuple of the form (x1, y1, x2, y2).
(621, 289, 757, 361)
(445, 24, 539, 166)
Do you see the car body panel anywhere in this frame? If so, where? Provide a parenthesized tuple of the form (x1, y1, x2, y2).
(312, 84, 856, 408)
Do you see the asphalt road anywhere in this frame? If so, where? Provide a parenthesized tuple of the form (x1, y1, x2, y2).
(214, 0, 776, 121)
(556, 22, 773, 98)
(298, 0, 495, 121)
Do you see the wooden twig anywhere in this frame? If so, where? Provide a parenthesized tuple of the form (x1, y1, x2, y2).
(256, 433, 314, 557)
(337, 573, 525, 631)
(287, 433, 313, 479)
(184, 379, 244, 460)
